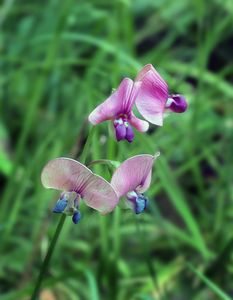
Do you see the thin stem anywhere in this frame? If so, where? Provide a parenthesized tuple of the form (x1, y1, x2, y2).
(30, 214, 66, 300)
(136, 217, 164, 300)
(31, 125, 94, 299)
(80, 126, 95, 164)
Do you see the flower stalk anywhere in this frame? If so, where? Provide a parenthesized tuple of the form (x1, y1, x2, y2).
(30, 214, 66, 300)
(31, 126, 96, 300)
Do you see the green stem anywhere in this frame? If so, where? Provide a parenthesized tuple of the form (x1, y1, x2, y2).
(136, 217, 164, 300)
(31, 125, 94, 299)
(80, 126, 95, 164)
(30, 214, 66, 300)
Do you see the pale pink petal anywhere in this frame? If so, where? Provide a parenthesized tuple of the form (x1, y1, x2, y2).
(41, 158, 119, 214)
(81, 175, 119, 214)
(88, 78, 134, 125)
(135, 64, 168, 126)
(129, 111, 149, 132)
(41, 158, 92, 192)
(137, 170, 152, 193)
(111, 154, 159, 197)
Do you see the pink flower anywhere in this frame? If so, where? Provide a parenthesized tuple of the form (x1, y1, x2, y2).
(41, 158, 119, 223)
(135, 64, 188, 126)
(111, 153, 159, 214)
(88, 78, 149, 143)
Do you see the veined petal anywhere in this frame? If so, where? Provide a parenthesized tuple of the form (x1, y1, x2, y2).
(41, 158, 119, 214)
(81, 174, 119, 214)
(111, 154, 159, 197)
(88, 78, 134, 125)
(129, 111, 149, 132)
(41, 158, 92, 192)
(135, 64, 168, 126)
(122, 80, 141, 114)
(138, 170, 152, 193)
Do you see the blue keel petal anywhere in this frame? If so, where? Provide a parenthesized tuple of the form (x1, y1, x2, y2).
(72, 211, 81, 224)
(53, 199, 68, 213)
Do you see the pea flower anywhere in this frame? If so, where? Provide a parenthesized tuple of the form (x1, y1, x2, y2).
(111, 153, 159, 214)
(88, 78, 149, 143)
(135, 64, 188, 126)
(41, 158, 119, 224)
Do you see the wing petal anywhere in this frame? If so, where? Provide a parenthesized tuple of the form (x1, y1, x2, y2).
(111, 154, 159, 197)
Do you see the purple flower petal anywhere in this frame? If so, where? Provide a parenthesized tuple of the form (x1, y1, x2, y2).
(88, 78, 135, 125)
(129, 112, 149, 132)
(125, 123, 134, 143)
(111, 154, 159, 197)
(166, 94, 187, 113)
(41, 158, 119, 213)
(122, 80, 141, 114)
(115, 123, 127, 141)
(135, 64, 168, 126)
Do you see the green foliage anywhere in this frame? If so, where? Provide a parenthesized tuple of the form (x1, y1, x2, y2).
(0, 0, 232, 299)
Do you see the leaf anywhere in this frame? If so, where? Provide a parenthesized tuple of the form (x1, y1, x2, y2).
(188, 263, 231, 300)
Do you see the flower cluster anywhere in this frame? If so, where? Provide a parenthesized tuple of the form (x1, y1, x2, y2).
(89, 64, 187, 142)
(41, 64, 187, 223)
(41, 154, 159, 223)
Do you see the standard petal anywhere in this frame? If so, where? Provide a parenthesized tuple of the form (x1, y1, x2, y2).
(135, 64, 168, 126)
(111, 154, 159, 197)
(88, 78, 134, 125)
(122, 80, 141, 114)
(129, 111, 149, 132)
(41, 157, 119, 214)
(81, 174, 119, 214)
(41, 158, 92, 192)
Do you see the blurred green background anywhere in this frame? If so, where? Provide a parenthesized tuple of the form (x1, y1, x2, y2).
(0, 0, 233, 299)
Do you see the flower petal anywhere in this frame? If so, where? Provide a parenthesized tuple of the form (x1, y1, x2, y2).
(41, 158, 92, 192)
(72, 211, 81, 224)
(88, 78, 134, 125)
(135, 64, 168, 126)
(41, 158, 119, 214)
(122, 80, 141, 114)
(166, 94, 188, 113)
(138, 170, 152, 193)
(129, 111, 149, 132)
(115, 123, 127, 141)
(126, 191, 148, 214)
(111, 154, 159, 197)
(125, 123, 134, 142)
(81, 174, 119, 213)
(53, 198, 68, 213)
